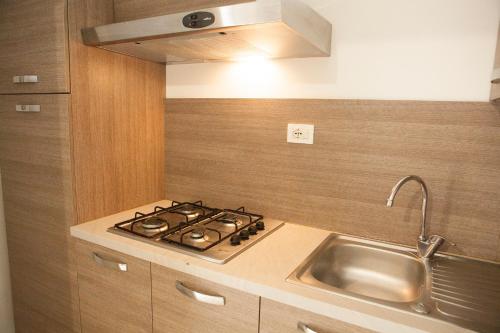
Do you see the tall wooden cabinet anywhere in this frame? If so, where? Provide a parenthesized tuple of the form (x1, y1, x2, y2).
(0, 95, 79, 332)
(0, 0, 165, 332)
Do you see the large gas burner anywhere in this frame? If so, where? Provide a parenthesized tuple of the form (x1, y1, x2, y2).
(109, 201, 283, 264)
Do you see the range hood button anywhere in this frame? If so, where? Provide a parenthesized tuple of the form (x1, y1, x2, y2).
(183, 12, 215, 29)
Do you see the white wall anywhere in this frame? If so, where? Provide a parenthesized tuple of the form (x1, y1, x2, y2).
(0, 172, 15, 333)
(166, 0, 500, 101)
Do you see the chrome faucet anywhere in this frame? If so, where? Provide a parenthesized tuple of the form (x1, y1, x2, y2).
(386, 175, 448, 259)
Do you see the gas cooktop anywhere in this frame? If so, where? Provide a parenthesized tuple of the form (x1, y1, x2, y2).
(108, 201, 284, 264)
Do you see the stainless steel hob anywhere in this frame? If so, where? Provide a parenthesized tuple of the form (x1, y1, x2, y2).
(109, 201, 283, 264)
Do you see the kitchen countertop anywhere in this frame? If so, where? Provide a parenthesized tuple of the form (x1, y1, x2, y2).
(70, 200, 474, 333)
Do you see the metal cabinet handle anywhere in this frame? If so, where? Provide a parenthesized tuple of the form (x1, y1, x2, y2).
(298, 322, 318, 333)
(13, 75, 39, 83)
(175, 281, 225, 306)
(16, 105, 40, 112)
(92, 252, 128, 272)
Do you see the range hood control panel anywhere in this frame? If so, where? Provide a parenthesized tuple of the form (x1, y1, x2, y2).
(182, 12, 215, 29)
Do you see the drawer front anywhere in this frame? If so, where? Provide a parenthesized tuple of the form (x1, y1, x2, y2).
(76, 240, 152, 333)
(152, 264, 259, 333)
(0, 0, 69, 94)
(260, 298, 377, 333)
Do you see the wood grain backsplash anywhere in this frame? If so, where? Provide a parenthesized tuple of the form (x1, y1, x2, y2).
(165, 99, 500, 262)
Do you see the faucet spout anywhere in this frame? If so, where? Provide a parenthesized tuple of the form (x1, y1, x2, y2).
(386, 175, 428, 242)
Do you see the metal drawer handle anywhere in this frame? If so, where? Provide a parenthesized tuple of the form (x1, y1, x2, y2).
(298, 322, 318, 333)
(92, 252, 128, 272)
(175, 281, 225, 306)
(16, 105, 40, 112)
(13, 75, 39, 83)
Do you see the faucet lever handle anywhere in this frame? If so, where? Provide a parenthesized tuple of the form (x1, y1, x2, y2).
(429, 234, 456, 247)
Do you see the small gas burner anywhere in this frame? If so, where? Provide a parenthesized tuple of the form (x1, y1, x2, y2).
(109, 201, 284, 264)
(171, 204, 201, 219)
(142, 216, 168, 230)
(218, 215, 239, 224)
(190, 228, 205, 240)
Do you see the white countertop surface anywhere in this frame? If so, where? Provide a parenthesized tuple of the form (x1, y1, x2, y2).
(70, 200, 473, 333)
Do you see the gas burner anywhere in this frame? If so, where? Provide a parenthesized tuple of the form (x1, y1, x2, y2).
(218, 214, 240, 225)
(141, 216, 168, 230)
(219, 217, 236, 224)
(190, 228, 205, 240)
(172, 205, 201, 219)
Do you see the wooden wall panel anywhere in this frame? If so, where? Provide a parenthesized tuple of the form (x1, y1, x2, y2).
(165, 99, 500, 262)
(0, 95, 80, 333)
(113, 0, 254, 22)
(68, 0, 166, 223)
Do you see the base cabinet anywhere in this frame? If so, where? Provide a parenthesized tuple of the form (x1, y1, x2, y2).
(76, 240, 153, 333)
(73, 248, 383, 333)
(151, 264, 260, 333)
(260, 298, 376, 333)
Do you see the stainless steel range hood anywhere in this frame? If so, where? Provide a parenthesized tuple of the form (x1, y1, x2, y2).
(82, 0, 332, 65)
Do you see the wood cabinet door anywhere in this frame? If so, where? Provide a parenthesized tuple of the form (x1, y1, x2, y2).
(0, 94, 79, 333)
(113, 0, 254, 22)
(260, 298, 377, 333)
(76, 240, 153, 333)
(0, 0, 69, 94)
(152, 264, 259, 333)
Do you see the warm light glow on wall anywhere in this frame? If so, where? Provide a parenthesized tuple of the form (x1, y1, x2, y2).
(220, 57, 282, 97)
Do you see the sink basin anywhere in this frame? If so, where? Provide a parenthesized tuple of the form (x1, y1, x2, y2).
(288, 233, 500, 333)
(308, 240, 425, 303)
(289, 235, 425, 303)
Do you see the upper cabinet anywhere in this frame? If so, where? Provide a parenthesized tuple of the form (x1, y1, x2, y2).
(0, 0, 69, 94)
(113, 0, 254, 22)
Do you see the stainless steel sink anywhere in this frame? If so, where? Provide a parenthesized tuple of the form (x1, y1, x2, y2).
(308, 239, 425, 303)
(288, 234, 500, 333)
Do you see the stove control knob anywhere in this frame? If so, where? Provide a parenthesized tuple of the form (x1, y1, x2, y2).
(239, 229, 250, 240)
(256, 221, 265, 230)
(248, 225, 257, 235)
(230, 234, 241, 246)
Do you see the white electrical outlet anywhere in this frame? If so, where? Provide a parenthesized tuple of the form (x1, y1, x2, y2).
(287, 124, 314, 144)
